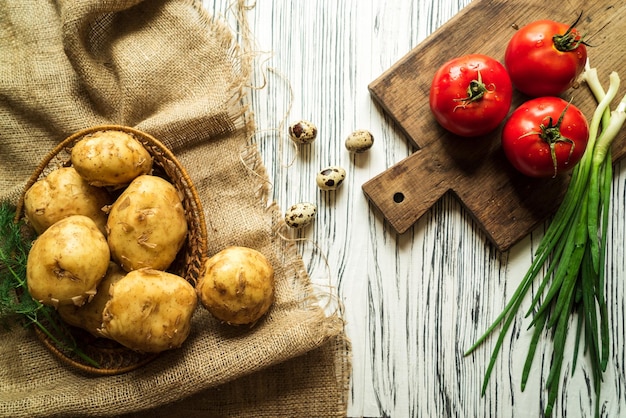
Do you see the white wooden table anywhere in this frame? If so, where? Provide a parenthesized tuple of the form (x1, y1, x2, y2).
(204, 1, 626, 416)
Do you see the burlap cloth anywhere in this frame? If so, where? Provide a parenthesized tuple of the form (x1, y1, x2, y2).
(0, 0, 350, 416)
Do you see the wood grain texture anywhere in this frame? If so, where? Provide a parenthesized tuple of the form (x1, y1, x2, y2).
(364, 0, 626, 251)
(204, 0, 626, 417)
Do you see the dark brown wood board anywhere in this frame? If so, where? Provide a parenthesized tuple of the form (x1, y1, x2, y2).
(363, 0, 626, 252)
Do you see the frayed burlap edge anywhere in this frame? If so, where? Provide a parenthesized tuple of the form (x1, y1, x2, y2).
(201, 1, 353, 414)
(153, 0, 353, 414)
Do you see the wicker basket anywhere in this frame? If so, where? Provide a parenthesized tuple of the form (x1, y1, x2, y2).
(15, 125, 208, 375)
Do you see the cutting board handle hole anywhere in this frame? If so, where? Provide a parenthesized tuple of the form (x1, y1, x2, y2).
(393, 192, 405, 203)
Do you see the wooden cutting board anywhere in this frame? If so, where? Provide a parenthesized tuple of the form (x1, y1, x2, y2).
(363, 0, 626, 252)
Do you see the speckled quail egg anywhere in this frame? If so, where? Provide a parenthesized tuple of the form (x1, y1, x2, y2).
(345, 129, 374, 153)
(284, 202, 317, 229)
(288, 120, 318, 145)
(316, 166, 346, 191)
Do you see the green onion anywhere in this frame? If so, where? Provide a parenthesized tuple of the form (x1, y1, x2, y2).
(465, 63, 626, 418)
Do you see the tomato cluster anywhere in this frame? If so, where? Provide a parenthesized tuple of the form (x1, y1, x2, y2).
(428, 16, 590, 178)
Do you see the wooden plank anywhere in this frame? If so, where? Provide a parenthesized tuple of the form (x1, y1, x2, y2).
(363, 0, 626, 251)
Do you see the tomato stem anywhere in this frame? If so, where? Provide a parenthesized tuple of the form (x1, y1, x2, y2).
(553, 12, 590, 52)
(543, 105, 575, 177)
(518, 101, 576, 177)
(453, 70, 492, 110)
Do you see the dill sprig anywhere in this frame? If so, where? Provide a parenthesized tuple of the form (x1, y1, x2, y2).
(0, 201, 99, 367)
(0, 201, 37, 327)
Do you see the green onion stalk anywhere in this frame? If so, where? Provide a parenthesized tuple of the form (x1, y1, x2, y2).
(465, 62, 626, 418)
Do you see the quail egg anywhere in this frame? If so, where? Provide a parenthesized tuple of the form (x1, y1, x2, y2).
(284, 202, 317, 229)
(316, 166, 346, 191)
(345, 129, 374, 153)
(288, 120, 318, 145)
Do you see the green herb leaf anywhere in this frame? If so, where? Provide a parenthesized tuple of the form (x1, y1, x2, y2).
(0, 201, 99, 368)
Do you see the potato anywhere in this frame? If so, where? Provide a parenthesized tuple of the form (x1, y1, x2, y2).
(23, 167, 110, 235)
(107, 175, 188, 272)
(57, 262, 126, 338)
(196, 246, 275, 325)
(100, 268, 197, 353)
(26, 215, 110, 308)
(70, 130, 153, 187)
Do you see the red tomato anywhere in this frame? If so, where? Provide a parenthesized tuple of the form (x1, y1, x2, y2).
(429, 54, 513, 137)
(505, 19, 587, 97)
(501, 97, 589, 178)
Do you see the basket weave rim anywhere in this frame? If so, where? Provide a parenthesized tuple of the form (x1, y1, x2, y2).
(33, 326, 160, 376)
(16, 125, 209, 376)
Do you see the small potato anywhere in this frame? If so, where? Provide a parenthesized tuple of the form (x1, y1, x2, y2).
(57, 262, 126, 338)
(196, 246, 275, 325)
(26, 215, 110, 308)
(23, 167, 110, 235)
(100, 268, 197, 353)
(71, 130, 153, 187)
(107, 175, 188, 272)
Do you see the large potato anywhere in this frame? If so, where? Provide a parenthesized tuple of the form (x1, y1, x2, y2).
(100, 268, 197, 353)
(71, 130, 153, 187)
(26, 215, 110, 308)
(107, 175, 188, 272)
(57, 262, 126, 338)
(196, 246, 275, 325)
(23, 167, 110, 235)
